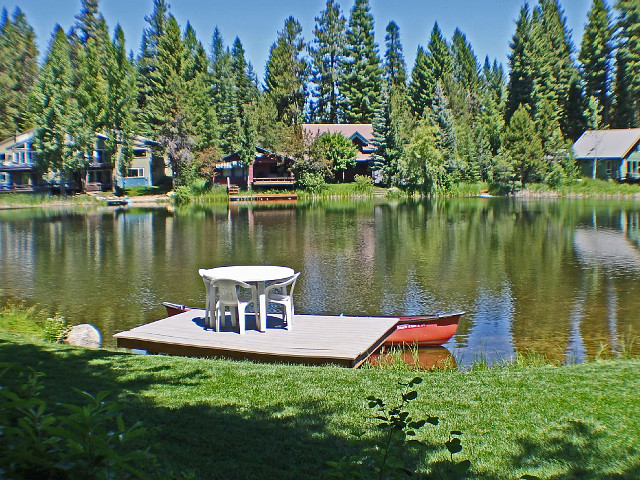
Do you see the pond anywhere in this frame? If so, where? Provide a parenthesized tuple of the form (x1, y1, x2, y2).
(1, 197, 639, 366)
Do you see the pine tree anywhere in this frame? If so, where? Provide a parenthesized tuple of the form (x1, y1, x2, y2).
(137, 0, 168, 136)
(73, 0, 101, 43)
(579, 0, 613, 125)
(409, 23, 451, 118)
(231, 37, 260, 164)
(0, 8, 38, 137)
(502, 104, 544, 186)
(431, 82, 457, 164)
(210, 29, 239, 155)
(530, 0, 579, 136)
(309, 0, 346, 123)
(106, 25, 137, 185)
(409, 46, 432, 117)
(612, 0, 640, 127)
(264, 16, 307, 126)
(506, 4, 534, 123)
(384, 21, 407, 87)
(33, 26, 79, 193)
(341, 0, 382, 123)
(451, 28, 480, 94)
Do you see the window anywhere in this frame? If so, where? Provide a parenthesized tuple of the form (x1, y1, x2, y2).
(127, 168, 144, 177)
(606, 161, 613, 177)
(133, 149, 146, 157)
(0, 173, 8, 183)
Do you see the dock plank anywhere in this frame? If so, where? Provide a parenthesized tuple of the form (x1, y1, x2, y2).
(114, 310, 398, 367)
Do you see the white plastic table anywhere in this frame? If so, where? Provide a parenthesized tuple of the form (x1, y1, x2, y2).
(200, 265, 295, 332)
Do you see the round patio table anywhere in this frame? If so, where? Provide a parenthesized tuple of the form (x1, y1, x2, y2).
(200, 265, 295, 332)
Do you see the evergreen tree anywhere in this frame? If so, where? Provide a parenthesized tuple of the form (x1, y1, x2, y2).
(33, 26, 79, 193)
(210, 28, 238, 154)
(579, 0, 613, 125)
(73, 0, 101, 43)
(530, 0, 579, 136)
(137, 0, 168, 136)
(502, 104, 544, 186)
(612, 0, 640, 127)
(309, 0, 346, 123)
(451, 28, 480, 94)
(264, 16, 307, 126)
(409, 46, 432, 117)
(106, 25, 137, 186)
(409, 23, 451, 117)
(431, 82, 457, 165)
(0, 8, 38, 137)
(73, 18, 110, 164)
(384, 21, 407, 87)
(231, 37, 260, 164)
(341, 0, 382, 123)
(506, 4, 534, 122)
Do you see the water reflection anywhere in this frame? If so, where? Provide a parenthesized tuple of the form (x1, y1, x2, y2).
(1, 198, 639, 365)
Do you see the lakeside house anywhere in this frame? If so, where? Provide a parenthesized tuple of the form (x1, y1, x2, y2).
(0, 130, 163, 193)
(213, 124, 376, 188)
(302, 123, 375, 182)
(573, 128, 640, 181)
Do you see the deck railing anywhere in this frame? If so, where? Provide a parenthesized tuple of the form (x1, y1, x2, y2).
(251, 176, 295, 185)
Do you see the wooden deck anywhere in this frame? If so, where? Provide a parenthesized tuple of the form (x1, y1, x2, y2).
(114, 310, 398, 368)
(229, 193, 298, 202)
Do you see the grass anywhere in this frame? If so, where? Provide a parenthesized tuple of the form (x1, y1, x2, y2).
(0, 192, 101, 207)
(524, 178, 640, 197)
(0, 330, 638, 479)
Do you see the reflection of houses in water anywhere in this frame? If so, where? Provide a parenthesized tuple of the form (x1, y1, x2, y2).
(0, 217, 37, 295)
(573, 228, 640, 273)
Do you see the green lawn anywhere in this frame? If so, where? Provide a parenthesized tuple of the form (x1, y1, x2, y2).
(1, 333, 638, 479)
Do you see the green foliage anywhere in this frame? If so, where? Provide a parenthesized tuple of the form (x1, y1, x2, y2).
(383, 21, 407, 88)
(0, 363, 157, 479)
(545, 162, 566, 188)
(353, 174, 373, 194)
(309, 0, 346, 123)
(172, 185, 192, 205)
(0, 302, 43, 340)
(502, 104, 544, 186)
(327, 377, 469, 479)
(398, 121, 446, 194)
(265, 17, 307, 126)
(42, 314, 70, 343)
(340, 0, 382, 123)
(310, 132, 358, 181)
(297, 172, 327, 193)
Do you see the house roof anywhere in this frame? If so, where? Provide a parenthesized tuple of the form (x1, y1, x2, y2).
(302, 124, 375, 161)
(573, 128, 640, 160)
(0, 128, 36, 150)
(219, 146, 295, 165)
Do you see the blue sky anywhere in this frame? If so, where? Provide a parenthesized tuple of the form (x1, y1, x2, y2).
(1, 0, 593, 78)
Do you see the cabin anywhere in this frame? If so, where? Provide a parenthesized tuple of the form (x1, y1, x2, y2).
(0, 129, 46, 192)
(214, 147, 295, 188)
(0, 130, 162, 193)
(302, 123, 375, 182)
(573, 128, 640, 181)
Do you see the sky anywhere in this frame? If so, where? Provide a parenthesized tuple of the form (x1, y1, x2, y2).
(0, 0, 594, 79)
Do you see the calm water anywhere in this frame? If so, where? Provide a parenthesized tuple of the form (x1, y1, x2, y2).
(1, 198, 639, 365)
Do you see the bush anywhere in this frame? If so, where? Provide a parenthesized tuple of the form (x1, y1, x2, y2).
(298, 172, 327, 193)
(0, 363, 158, 479)
(172, 186, 192, 205)
(352, 175, 373, 194)
(42, 314, 70, 343)
(545, 163, 567, 188)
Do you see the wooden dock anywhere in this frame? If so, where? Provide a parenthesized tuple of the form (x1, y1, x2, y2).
(228, 192, 298, 202)
(114, 310, 398, 368)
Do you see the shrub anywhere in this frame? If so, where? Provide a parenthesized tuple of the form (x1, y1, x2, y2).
(173, 186, 192, 205)
(298, 172, 327, 193)
(545, 163, 566, 188)
(0, 363, 158, 479)
(42, 314, 71, 343)
(353, 175, 373, 194)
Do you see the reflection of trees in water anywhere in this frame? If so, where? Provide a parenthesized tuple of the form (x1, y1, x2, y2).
(0, 199, 639, 361)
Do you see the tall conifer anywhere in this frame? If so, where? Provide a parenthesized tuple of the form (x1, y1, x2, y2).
(579, 0, 613, 125)
(506, 4, 534, 123)
(384, 21, 407, 88)
(341, 0, 382, 123)
(264, 17, 307, 126)
(612, 0, 640, 127)
(309, 0, 346, 123)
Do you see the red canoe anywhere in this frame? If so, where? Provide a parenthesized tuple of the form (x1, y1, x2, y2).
(162, 302, 463, 347)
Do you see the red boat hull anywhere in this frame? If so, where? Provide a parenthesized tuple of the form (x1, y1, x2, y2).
(161, 302, 462, 347)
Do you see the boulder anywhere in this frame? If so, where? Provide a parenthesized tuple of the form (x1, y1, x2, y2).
(64, 324, 102, 349)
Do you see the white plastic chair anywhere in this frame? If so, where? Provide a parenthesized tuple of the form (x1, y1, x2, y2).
(264, 272, 300, 330)
(213, 279, 257, 334)
(198, 269, 217, 329)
